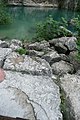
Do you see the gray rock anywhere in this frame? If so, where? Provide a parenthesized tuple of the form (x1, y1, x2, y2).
(0, 71, 62, 120)
(75, 70, 80, 76)
(28, 40, 50, 51)
(65, 37, 77, 51)
(28, 50, 44, 57)
(69, 51, 80, 71)
(10, 39, 22, 51)
(0, 48, 12, 67)
(60, 54, 70, 62)
(55, 42, 68, 54)
(49, 37, 77, 52)
(3, 52, 52, 76)
(0, 40, 9, 48)
(42, 50, 61, 65)
(49, 37, 68, 46)
(60, 74, 80, 120)
(51, 60, 74, 75)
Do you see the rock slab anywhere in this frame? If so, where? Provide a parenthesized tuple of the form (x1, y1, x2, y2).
(0, 71, 62, 120)
(60, 74, 80, 120)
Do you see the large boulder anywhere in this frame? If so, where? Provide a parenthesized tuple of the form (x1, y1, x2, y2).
(51, 60, 74, 75)
(0, 71, 62, 120)
(49, 37, 77, 53)
(0, 48, 12, 67)
(60, 74, 80, 120)
(3, 52, 52, 76)
(42, 50, 61, 65)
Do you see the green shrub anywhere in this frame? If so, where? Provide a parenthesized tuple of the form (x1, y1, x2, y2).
(34, 16, 72, 41)
(16, 48, 27, 55)
(0, 0, 12, 25)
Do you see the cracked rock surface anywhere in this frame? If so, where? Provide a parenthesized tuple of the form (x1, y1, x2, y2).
(3, 52, 52, 76)
(0, 48, 12, 67)
(0, 71, 62, 120)
(60, 74, 80, 120)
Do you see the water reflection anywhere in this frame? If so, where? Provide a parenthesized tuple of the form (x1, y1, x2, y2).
(0, 7, 80, 40)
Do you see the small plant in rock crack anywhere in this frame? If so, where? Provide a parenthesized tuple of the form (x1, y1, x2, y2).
(16, 48, 29, 55)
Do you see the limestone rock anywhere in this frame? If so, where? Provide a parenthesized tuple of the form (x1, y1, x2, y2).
(28, 40, 50, 51)
(10, 39, 22, 51)
(51, 60, 74, 75)
(60, 54, 70, 62)
(75, 70, 80, 76)
(0, 48, 12, 67)
(49, 37, 77, 53)
(60, 74, 80, 120)
(28, 50, 44, 57)
(55, 42, 68, 54)
(0, 71, 62, 120)
(68, 51, 80, 71)
(3, 52, 52, 76)
(65, 37, 77, 51)
(42, 50, 61, 65)
(0, 40, 9, 48)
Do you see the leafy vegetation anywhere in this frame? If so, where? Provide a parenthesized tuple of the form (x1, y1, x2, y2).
(16, 48, 27, 55)
(34, 16, 72, 41)
(16, 48, 29, 55)
(0, 0, 12, 25)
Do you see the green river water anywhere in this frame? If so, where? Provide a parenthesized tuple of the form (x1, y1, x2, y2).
(0, 7, 80, 40)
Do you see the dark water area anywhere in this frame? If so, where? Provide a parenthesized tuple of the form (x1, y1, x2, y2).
(0, 7, 80, 40)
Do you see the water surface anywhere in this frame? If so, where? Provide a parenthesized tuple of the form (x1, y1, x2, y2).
(0, 7, 80, 40)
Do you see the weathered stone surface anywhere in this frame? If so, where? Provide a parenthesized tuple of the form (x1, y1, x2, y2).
(10, 39, 22, 50)
(28, 40, 50, 51)
(0, 40, 9, 48)
(60, 54, 70, 62)
(69, 51, 80, 71)
(75, 70, 80, 76)
(3, 52, 52, 76)
(0, 71, 62, 120)
(28, 50, 44, 57)
(0, 48, 12, 67)
(42, 50, 61, 65)
(51, 60, 74, 75)
(65, 37, 77, 51)
(49, 37, 77, 52)
(55, 42, 67, 54)
(60, 74, 80, 120)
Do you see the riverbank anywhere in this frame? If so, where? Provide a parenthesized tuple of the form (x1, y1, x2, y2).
(0, 37, 80, 120)
(8, 3, 57, 8)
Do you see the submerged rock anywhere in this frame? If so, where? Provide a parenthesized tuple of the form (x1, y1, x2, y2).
(0, 71, 62, 120)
